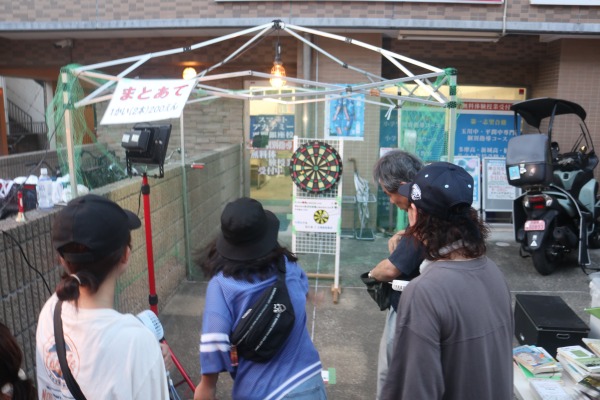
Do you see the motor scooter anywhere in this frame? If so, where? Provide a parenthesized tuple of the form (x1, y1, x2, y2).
(506, 98, 600, 275)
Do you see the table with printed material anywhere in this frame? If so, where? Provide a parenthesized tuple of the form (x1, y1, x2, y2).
(513, 364, 577, 400)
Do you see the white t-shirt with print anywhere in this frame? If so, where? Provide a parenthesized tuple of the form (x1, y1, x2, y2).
(36, 294, 169, 400)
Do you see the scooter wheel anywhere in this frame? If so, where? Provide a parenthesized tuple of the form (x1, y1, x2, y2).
(531, 242, 556, 276)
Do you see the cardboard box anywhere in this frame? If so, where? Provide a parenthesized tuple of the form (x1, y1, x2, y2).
(514, 294, 589, 357)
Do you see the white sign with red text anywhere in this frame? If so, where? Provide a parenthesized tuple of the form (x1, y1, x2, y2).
(100, 78, 194, 125)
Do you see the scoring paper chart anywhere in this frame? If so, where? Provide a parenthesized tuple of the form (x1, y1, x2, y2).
(289, 141, 343, 192)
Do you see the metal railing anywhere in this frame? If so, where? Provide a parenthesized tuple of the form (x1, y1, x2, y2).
(7, 99, 47, 135)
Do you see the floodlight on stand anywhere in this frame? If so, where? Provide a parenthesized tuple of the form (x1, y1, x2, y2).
(270, 37, 286, 89)
(121, 123, 172, 178)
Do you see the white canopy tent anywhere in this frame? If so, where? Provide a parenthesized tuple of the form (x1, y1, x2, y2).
(62, 19, 457, 193)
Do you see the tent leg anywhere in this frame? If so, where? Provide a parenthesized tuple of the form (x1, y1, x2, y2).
(306, 272, 341, 304)
(331, 285, 342, 304)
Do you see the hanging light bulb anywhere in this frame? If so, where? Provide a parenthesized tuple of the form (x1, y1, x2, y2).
(270, 38, 286, 89)
(182, 67, 197, 80)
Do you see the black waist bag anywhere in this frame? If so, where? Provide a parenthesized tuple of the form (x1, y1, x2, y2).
(230, 260, 295, 363)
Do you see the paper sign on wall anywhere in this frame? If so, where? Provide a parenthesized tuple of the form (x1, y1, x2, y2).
(101, 78, 194, 125)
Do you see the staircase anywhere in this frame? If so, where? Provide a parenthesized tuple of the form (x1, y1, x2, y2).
(7, 99, 48, 153)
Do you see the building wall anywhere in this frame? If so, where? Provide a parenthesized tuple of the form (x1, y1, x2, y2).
(0, 144, 242, 379)
(557, 40, 600, 150)
(2, 0, 600, 27)
(1, 1, 599, 230)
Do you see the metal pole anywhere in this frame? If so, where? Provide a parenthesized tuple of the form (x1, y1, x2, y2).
(62, 72, 78, 197)
(180, 114, 193, 276)
(446, 68, 458, 163)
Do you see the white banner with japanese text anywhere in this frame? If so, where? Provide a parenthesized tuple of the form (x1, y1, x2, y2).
(101, 78, 194, 125)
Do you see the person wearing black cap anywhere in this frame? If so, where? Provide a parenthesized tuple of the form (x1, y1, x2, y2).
(381, 162, 513, 400)
(194, 197, 325, 400)
(35, 194, 169, 399)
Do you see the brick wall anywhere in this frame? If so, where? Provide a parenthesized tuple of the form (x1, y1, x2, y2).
(0, 143, 242, 380)
(3, 0, 599, 25)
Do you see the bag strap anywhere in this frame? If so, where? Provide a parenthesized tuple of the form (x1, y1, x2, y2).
(275, 256, 287, 281)
(53, 300, 88, 400)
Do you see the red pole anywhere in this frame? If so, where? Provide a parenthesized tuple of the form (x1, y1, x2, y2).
(142, 173, 158, 315)
(163, 339, 197, 391)
(141, 173, 195, 393)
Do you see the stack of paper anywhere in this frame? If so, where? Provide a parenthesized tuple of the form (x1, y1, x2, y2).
(575, 375, 600, 399)
(528, 378, 571, 400)
(557, 346, 600, 375)
(557, 344, 600, 398)
(582, 338, 600, 358)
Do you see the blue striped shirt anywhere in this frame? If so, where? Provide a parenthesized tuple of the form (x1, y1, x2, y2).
(200, 257, 322, 400)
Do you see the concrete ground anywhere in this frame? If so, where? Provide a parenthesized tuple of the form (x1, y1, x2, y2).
(159, 224, 600, 399)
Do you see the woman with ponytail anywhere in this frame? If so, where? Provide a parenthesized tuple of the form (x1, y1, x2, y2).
(35, 194, 169, 399)
(0, 323, 36, 400)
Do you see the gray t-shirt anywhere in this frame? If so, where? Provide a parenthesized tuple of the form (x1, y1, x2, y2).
(381, 256, 514, 400)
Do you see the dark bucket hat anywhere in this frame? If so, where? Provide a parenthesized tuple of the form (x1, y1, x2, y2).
(216, 197, 280, 261)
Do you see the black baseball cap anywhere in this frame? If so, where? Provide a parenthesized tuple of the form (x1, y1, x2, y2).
(398, 162, 474, 220)
(52, 194, 141, 263)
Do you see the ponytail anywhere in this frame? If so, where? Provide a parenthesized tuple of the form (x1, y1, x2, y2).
(56, 237, 130, 305)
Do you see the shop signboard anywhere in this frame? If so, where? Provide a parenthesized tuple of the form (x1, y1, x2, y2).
(454, 101, 517, 159)
(250, 115, 295, 177)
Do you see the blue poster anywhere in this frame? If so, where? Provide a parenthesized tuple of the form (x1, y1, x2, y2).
(325, 94, 365, 141)
(379, 108, 398, 148)
(454, 112, 517, 158)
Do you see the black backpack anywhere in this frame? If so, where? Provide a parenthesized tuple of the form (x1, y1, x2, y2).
(230, 258, 295, 363)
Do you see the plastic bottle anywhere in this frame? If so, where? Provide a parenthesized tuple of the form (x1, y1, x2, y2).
(37, 168, 54, 210)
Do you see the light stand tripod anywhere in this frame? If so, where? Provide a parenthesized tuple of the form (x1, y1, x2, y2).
(140, 172, 196, 393)
(122, 123, 195, 394)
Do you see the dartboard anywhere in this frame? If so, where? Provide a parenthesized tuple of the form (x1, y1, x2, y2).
(289, 141, 343, 192)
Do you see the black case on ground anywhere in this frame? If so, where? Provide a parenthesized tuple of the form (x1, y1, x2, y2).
(514, 294, 589, 357)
